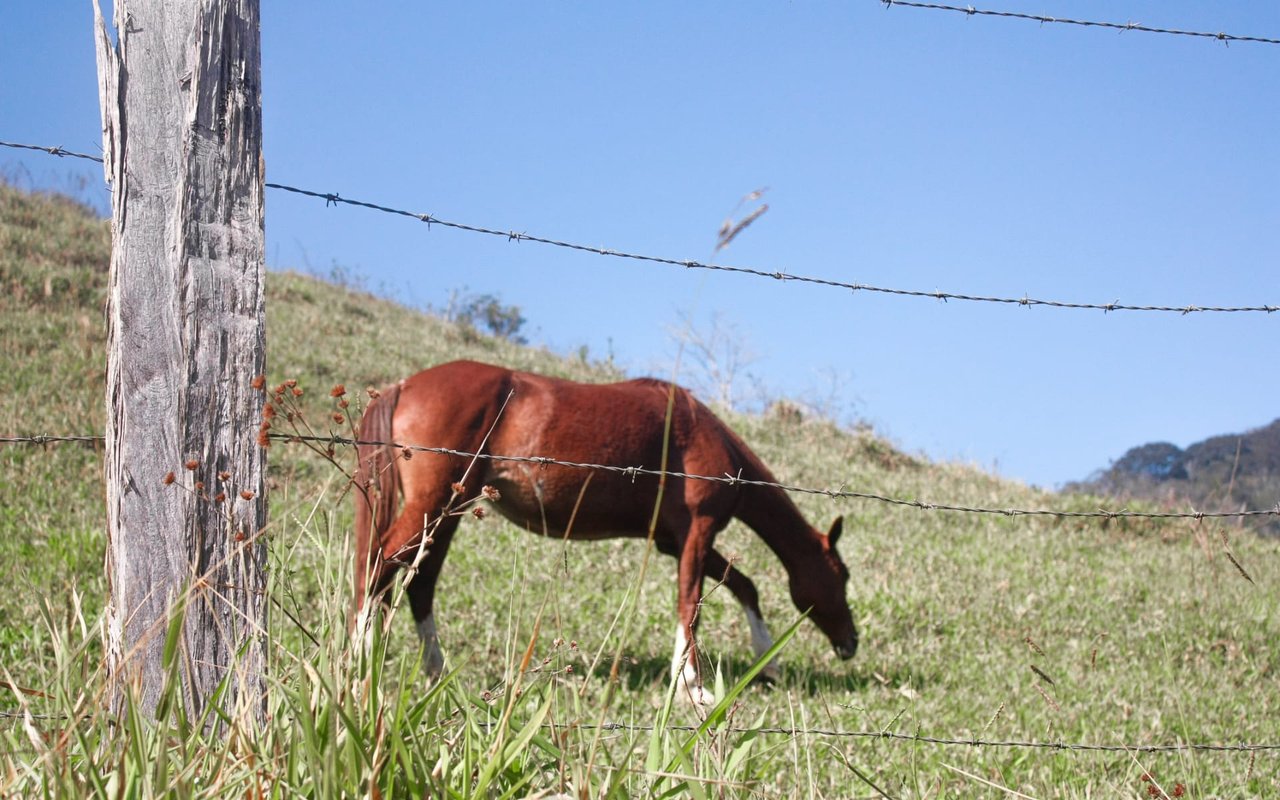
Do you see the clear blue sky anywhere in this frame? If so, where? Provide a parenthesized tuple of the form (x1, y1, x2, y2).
(3, 1, 1277, 489)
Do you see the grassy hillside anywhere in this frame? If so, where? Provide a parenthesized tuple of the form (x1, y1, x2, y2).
(2, 181, 1277, 798)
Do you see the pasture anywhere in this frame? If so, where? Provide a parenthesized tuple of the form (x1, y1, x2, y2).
(2, 182, 1277, 797)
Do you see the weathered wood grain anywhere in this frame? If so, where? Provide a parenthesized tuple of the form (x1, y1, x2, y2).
(95, 0, 266, 723)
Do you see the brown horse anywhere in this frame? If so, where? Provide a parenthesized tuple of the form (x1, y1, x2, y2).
(354, 360, 857, 702)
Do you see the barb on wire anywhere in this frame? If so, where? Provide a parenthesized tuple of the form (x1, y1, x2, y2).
(2, 140, 1276, 316)
(275, 433, 1280, 522)
(880, 1, 1280, 46)
(549, 720, 1280, 753)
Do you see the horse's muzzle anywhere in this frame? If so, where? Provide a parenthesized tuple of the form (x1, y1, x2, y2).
(834, 637, 858, 661)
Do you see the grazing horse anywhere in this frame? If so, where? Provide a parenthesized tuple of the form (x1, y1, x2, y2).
(354, 360, 857, 702)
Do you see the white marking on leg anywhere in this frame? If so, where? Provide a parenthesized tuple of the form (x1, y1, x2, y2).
(745, 608, 781, 682)
(671, 624, 715, 705)
(352, 599, 376, 647)
(416, 614, 444, 679)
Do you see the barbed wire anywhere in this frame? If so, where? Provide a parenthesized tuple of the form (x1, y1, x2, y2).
(284, 432, 1280, 522)
(0, 710, 66, 722)
(4, 704, 1276, 754)
(880, 0, 1280, 46)
(260, 183, 1280, 315)
(545, 720, 1280, 753)
(3, 431, 1277, 522)
(0, 435, 103, 446)
(0, 140, 104, 163)
(3, 139, 1276, 316)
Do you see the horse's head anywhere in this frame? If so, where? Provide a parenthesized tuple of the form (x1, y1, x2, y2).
(789, 516, 858, 660)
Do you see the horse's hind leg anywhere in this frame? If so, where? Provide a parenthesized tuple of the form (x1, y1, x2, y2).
(402, 521, 457, 680)
(377, 491, 462, 681)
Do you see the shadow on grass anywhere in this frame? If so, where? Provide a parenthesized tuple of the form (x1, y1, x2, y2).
(601, 653, 936, 698)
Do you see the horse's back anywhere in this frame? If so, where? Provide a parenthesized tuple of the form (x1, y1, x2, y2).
(389, 361, 747, 537)
(394, 360, 750, 464)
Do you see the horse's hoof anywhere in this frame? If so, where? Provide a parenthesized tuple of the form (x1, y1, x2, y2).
(689, 685, 716, 706)
(677, 678, 717, 706)
(756, 663, 782, 686)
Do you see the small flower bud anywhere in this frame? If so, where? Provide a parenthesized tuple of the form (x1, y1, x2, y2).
(162, 472, 176, 485)
(330, 384, 346, 398)
(184, 459, 199, 471)
(251, 375, 266, 391)
(240, 490, 255, 500)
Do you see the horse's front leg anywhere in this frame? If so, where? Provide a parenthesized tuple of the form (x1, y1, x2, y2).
(672, 523, 715, 705)
(703, 549, 780, 684)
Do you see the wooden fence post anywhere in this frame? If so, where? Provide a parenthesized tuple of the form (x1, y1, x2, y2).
(94, 0, 266, 723)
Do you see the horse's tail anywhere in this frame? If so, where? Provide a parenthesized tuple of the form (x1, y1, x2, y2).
(354, 381, 404, 606)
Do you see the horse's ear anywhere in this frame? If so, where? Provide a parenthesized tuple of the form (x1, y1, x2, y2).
(827, 516, 844, 548)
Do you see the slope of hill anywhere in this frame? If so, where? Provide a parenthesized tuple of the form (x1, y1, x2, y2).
(1069, 420, 1280, 536)
(3, 181, 1277, 798)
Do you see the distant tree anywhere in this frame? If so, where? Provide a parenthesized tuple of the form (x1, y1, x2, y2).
(1112, 442, 1188, 481)
(446, 290, 528, 344)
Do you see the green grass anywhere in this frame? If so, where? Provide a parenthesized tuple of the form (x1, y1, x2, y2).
(2, 181, 1278, 797)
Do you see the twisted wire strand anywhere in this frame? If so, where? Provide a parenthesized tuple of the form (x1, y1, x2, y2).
(0, 435, 104, 446)
(880, 0, 1280, 45)
(0, 140, 104, 162)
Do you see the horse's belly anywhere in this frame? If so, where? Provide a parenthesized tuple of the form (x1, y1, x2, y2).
(484, 465, 656, 540)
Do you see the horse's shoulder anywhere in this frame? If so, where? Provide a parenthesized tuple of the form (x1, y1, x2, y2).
(620, 376, 696, 404)
(438, 359, 510, 376)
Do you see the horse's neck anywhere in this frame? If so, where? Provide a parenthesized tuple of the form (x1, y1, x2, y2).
(736, 486, 822, 570)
